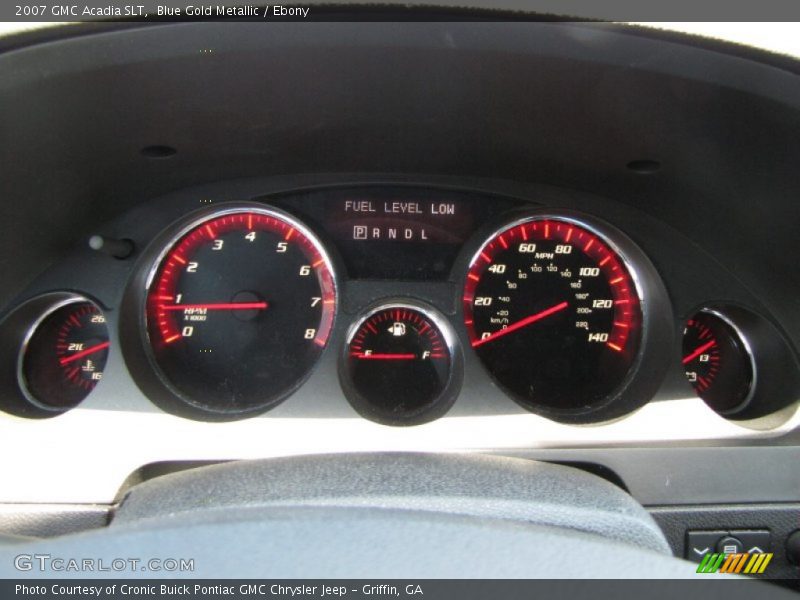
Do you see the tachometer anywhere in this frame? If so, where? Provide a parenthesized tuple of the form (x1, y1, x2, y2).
(138, 204, 336, 419)
(463, 213, 657, 421)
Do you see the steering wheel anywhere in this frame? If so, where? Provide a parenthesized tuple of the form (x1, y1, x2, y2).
(0, 453, 787, 583)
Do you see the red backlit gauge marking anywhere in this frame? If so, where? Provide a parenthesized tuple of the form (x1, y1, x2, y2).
(57, 307, 95, 390)
(464, 219, 639, 354)
(33, 302, 111, 400)
(149, 211, 336, 348)
(349, 308, 449, 361)
(463, 216, 643, 411)
(143, 207, 338, 415)
(342, 304, 456, 425)
(683, 319, 721, 394)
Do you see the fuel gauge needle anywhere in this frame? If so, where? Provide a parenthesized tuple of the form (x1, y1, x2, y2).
(472, 301, 569, 347)
(352, 353, 418, 360)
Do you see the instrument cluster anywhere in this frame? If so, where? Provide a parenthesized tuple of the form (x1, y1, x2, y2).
(1, 184, 798, 429)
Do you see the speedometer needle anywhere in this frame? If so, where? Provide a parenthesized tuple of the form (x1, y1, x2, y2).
(472, 301, 569, 348)
(59, 341, 110, 366)
(682, 340, 716, 365)
(159, 302, 269, 311)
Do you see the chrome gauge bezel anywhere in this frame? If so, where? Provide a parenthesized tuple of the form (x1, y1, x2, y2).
(16, 294, 108, 412)
(681, 303, 800, 424)
(120, 202, 340, 422)
(454, 208, 675, 424)
(339, 299, 463, 426)
(0, 292, 108, 418)
(692, 308, 757, 415)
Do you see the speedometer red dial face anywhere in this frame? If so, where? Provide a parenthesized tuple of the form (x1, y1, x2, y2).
(145, 207, 336, 416)
(463, 217, 642, 413)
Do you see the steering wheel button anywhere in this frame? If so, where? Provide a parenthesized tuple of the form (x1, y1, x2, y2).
(716, 536, 744, 555)
(686, 531, 726, 563)
(732, 530, 771, 554)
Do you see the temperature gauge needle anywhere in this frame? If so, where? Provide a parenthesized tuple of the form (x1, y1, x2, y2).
(160, 302, 269, 311)
(682, 340, 716, 365)
(472, 301, 569, 347)
(59, 341, 111, 365)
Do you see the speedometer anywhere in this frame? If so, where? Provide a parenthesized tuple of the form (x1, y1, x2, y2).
(463, 212, 665, 422)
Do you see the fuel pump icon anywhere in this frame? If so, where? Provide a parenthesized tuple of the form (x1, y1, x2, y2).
(388, 322, 407, 337)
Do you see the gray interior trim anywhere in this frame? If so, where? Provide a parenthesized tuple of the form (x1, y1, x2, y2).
(0, 503, 110, 538)
(0, 505, 718, 580)
(113, 453, 671, 554)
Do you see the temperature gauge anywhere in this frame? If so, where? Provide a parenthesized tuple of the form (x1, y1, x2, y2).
(340, 303, 460, 425)
(20, 299, 109, 410)
(682, 309, 754, 414)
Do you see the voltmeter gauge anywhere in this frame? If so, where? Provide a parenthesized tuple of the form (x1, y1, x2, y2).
(340, 303, 460, 425)
(683, 310, 754, 414)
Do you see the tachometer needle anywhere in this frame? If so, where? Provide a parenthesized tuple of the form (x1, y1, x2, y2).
(159, 302, 269, 311)
(682, 340, 716, 365)
(59, 341, 110, 365)
(352, 353, 417, 360)
(472, 301, 569, 347)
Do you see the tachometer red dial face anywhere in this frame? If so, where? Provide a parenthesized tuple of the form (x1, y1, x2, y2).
(145, 208, 336, 416)
(463, 217, 642, 413)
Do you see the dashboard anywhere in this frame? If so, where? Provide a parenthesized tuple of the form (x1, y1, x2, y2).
(0, 19, 799, 582)
(1, 176, 798, 499)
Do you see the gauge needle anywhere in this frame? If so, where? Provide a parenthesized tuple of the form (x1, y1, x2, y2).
(682, 340, 716, 364)
(59, 341, 110, 365)
(352, 353, 417, 360)
(159, 302, 269, 311)
(472, 301, 569, 348)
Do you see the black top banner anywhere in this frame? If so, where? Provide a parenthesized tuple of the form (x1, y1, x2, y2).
(4, 0, 800, 22)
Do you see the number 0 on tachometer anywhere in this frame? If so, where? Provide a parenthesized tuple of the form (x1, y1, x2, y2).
(143, 205, 336, 418)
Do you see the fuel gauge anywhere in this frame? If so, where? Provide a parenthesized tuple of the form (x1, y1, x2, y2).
(341, 303, 460, 425)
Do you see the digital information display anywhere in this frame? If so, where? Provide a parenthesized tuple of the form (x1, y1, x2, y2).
(271, 187, 516, 280)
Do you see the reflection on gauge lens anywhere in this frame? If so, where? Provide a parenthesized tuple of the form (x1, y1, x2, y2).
(682, 310, 753, 413)
(342, 305, 454, 425)
(464, 217, 642, 413)
(21, 301, 109, 409)
(145, 208, 336, 415)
